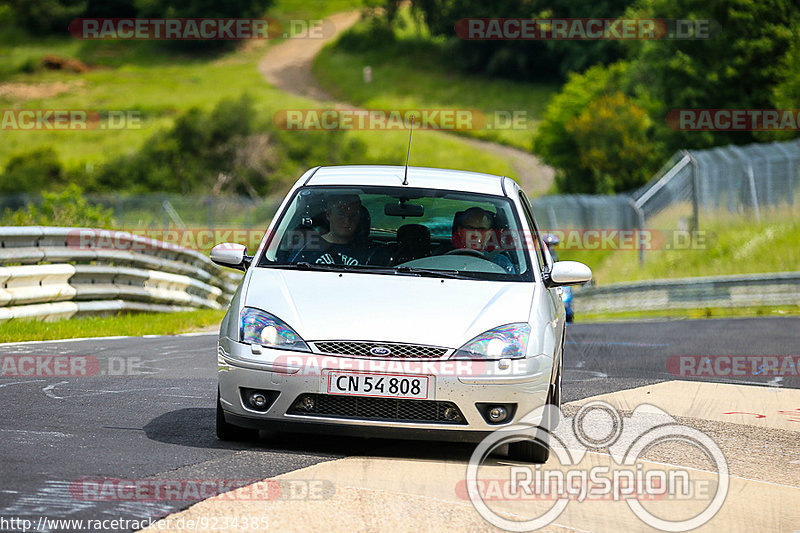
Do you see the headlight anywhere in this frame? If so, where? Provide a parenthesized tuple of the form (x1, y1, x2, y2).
(452, 323, 530, 360)
(240, 308, 310, 352)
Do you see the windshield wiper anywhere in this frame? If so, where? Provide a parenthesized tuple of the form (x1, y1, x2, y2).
(393, 266, 471, 279)
(268, 262, 471, 279)
(276, 262, 400, 275)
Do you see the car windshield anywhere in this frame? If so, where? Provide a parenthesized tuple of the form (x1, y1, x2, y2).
(258, 185, 534, 281)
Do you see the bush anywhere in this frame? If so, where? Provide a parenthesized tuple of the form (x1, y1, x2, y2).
(0, 147, 65, 193)
(95, 96, 259, 193)
(6, 0, 87, 34)
(5, 0, 273, 38)
(134, 0, 274, 51)
(93, 95, 372, 196)
(2, 183, 115, 227)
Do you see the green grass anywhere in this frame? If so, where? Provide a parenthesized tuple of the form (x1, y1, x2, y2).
(0, 308, 225, 342)
(558, 207, 800, 285)
(577, 305, 800, 323)
(312, 10, 558, 151)
(0, 1, 514, 179)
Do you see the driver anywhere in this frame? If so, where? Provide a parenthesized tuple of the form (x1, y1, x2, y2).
(311, 193, 370, 265)
(452, 207, 516, 273)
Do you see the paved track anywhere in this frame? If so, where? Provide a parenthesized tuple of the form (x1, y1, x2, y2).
(0, 317, 798, 532)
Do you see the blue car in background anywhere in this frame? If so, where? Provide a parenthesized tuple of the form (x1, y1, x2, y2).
(543, 234, 574, 323)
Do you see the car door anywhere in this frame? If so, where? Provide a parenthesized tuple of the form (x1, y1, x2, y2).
(517, 190, 566, 386)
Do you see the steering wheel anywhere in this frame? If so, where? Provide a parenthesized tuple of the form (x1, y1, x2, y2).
(444, 248, 486, 258)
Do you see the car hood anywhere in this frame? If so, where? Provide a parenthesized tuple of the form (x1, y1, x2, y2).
(243, 268, 534, 348)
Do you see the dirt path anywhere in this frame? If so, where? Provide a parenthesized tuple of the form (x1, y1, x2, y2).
(258, 10, 554, 195)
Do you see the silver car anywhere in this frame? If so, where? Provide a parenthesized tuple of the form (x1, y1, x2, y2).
(210, 165, 592, 462)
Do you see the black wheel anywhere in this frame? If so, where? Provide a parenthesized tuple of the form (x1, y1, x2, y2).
(507, 427, 550, 463)
(216, 391, 259, 442)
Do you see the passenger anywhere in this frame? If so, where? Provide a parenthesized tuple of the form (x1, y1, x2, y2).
(306, 193, 370, 265)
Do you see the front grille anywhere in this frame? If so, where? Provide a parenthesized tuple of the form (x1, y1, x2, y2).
(312, 341, 448, 359)
(288, 394, 466, 424)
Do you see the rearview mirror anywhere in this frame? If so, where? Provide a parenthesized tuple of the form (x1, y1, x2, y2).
(384, 202, 424, 217)
(548, 261, 592, 286)
(210, 243, 250, 271)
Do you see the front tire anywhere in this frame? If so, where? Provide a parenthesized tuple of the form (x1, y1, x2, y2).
(216, 391, 259, 441)
(507, 363, 561, 463)
(507, 427, 550, 463)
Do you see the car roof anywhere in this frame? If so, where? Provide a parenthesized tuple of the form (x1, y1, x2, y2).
(304, 165, 512, 196)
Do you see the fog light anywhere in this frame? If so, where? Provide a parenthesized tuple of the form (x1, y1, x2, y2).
(249, 392, 268, 409)
(488, 406, 508, 422)
(299, 396, 315, 411)
(443, 407, 460, 421)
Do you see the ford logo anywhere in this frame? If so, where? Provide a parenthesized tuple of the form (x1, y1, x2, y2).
(370, 346, 392, 356)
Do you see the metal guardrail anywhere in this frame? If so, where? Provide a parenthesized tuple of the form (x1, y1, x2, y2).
(573, 272, 800, 314)
(0, 226, 243, 322)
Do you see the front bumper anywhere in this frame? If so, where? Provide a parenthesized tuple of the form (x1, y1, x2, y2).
(217, 336, 552, 443)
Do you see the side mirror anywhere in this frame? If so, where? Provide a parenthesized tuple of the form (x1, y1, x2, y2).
(547, 261, 592, 287)
(210, 243, 251, 271)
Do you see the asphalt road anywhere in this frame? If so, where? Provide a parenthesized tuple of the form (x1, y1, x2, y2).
(0, 317, 798, 532)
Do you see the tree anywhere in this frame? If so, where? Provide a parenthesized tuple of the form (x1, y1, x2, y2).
(566, 92, 662, 193)
(383, 0, 632, 81)
(534, 62, 661, 193)
(624, 0, 800, 151)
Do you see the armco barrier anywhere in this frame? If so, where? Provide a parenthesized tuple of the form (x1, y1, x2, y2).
(573, 271, 800, 314)
(0, 226, 244, 322)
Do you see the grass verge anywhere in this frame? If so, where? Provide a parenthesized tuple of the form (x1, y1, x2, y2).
(0, 308, 225, 343)
(312, 9, 558, 151)
(576, 305, 800, 323)
(558, 207, 800, 285)
(0, 1, 513, 181)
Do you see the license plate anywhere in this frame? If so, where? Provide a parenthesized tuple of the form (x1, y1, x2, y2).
(326, 371, 430, 399)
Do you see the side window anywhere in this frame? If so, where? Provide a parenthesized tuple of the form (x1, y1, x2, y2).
(518, 191, 547, 273)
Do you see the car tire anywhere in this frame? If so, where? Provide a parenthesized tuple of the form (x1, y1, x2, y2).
(216, 391, 259, 442)
(507, 363, 561, 463)
(507, 427, 550, 463)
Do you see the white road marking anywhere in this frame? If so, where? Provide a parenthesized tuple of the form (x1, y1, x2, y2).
(0, 429, 74, 438)
(0, 379, 47, 388)
(42, 381, 181, 400)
